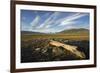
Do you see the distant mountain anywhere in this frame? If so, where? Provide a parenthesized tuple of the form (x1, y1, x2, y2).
(21, 28, 89, 35)
(59, 28, 89, 34)
(21, 31, 45, 35)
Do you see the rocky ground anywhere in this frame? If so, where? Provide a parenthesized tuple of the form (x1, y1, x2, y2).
(21, 38, 89, 63)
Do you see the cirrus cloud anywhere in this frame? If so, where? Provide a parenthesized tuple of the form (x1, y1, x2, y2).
(21, 10, 89, 33)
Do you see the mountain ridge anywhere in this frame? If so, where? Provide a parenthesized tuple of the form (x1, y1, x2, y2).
(21, 28, 89, 35)
(59, 28, 89, 34)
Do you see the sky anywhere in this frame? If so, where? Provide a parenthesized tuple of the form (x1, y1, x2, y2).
(21, 10, 90, 33)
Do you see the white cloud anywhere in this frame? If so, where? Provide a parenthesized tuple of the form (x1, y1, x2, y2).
(64, 13, 87, 22)
(29, 12, 88, 33)
(37, 12, 60, 29)
(59, 13, 87, 26)
(30, 15, 40, 29)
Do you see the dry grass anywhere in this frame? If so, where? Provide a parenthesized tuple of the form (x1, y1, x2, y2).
(21, 34, 89, 41)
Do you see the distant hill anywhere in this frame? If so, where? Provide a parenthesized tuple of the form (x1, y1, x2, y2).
(21, 28, 89, 35)
(59, 28, 89, 34)
(21, 31, 45, 35)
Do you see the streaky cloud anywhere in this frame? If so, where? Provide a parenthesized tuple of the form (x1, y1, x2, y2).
(37, 12, 60, 29)
(28, 11, 89, 33)
(30, 15, 40, 29)
(59, 13, 87, 26)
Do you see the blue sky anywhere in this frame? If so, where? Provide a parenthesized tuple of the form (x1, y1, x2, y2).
(21, 10, 89, 33)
